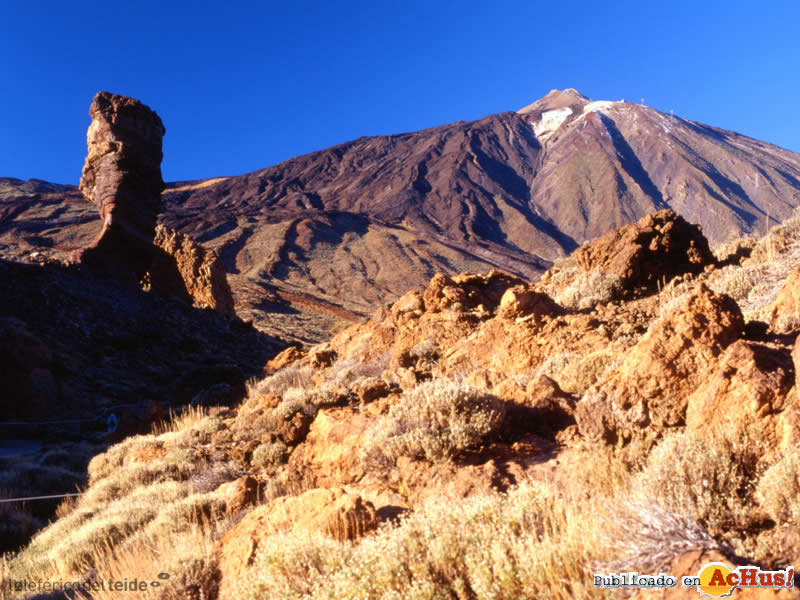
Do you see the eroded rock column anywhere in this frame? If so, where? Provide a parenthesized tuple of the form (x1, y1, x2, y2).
(73, 91, 165, 277)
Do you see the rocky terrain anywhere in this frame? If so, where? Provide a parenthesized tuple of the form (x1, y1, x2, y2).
(4, 90, 800, 599)
(3, 89, 800, 342)
(0, 93, 285, 554)
(3, 206, 799, 599)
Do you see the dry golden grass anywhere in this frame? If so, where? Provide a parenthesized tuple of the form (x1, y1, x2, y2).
(68, 512, 227, 600)
(3, 405, 241, 598)
(5, 410, 794, 600)
(556, 350, 617, 396)
(250, 441, 288, 469)
(151, 405, 216, 436)
(249, 364, 315, 396)
(231, 483, 614, 600)
(7, 212, 800, 598)
(707, 209, 800, 319)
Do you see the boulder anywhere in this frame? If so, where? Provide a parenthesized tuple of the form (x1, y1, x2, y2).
(769, 267, 800, 332)
(686, 341, 794, 451)
(573, 210, 715, 293)
(262, 487, 378, 540)
(353, 377, 392, 403)
(793, 337, 800, 375)
(73, 91, 165, 277)
(265, 345, 304, 371)
(422, 270, 524, 314)
(575, 284, 744, 444)
(217, 475, 259, 514)
(310, 346, 337, 369)
(497, 285, 560, 320)
(288, 408, 373, 487)
(218, 488, 377, 595)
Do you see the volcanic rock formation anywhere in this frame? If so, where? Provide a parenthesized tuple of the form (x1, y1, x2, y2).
(73, 91, 165, 277)
(572, 209, 716, 291)
(5, 89, 800, 343)
(146, 224, 236, 317)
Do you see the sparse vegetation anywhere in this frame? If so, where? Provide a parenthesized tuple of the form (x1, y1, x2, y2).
(250, 441, 288, 469)
(4, 208, 800, 600)
(598, 501, 725, 575)
(554, 350, 617, 395)
(632, 428, 765, 553)
(554, 269, 624, 310)
(360, 379, 505, 467)
(756, 450, 800, 523)
(231, 484, 608, 600)
(708, 209, 800, 318)
(249, 364, 315, 396)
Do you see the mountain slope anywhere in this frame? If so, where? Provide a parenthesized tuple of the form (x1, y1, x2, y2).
(3, 89, 800, 341)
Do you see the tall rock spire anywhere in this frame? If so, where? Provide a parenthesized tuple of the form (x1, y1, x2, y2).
(73, 91, 166, 277)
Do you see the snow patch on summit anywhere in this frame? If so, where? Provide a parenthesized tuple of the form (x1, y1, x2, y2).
(583, 101, 616, 114)
(533, 107, 573, 141)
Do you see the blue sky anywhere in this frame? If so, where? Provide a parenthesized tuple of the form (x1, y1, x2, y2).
(2, 0, 798, 184)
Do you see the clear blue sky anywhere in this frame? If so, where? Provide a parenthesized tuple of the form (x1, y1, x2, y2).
(2, 1, 798, 185)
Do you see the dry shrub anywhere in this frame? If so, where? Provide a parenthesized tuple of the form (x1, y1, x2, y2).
(137, 492, 226, 543)
(756, 450, 800, 523)
(84, 455, 198, 507)
(707, 262, 772, 306)
(706, 210, 800, 317)
(231, 484, 606, 600)
(327, 351, 391, 387)
(9, 411, 234, 586)
(19, 481, 192, 577)
(712, 236, 757, 263)
(772, 310, 800, 333)
(251, 365, 315, 396)
(151, 405, 215, 436)
(360, 379, 505, 467)
(555, 269, 623, 310)
(71, 514, 228, 600)
(556, 350, 617, 396)
(87, 435, 164, 483)
(532, 352, 582, 382)
(250, 441, 288, 470)
(633, 428, 764, 552)
(231, 386, 336, 446)
(189, 460, 241, 494)
(174, 414, 227, 445)
(598, 501, 725, 575)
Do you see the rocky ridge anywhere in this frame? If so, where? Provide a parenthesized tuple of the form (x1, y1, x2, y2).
(6, 209, 800, 599)
(4, 89, 800, 342)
